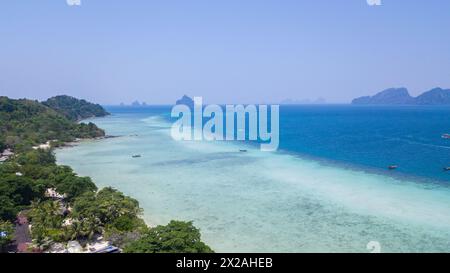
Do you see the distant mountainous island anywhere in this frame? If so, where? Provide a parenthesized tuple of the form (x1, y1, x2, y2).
(176, 95, 195, 109)
(352, 87, 450, 105)
(119, 101, 148, 107)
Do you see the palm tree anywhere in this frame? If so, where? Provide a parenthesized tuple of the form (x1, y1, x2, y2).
(82, 217, 102, 240)
(65, 216, 102, 241)
(65, 220, 84, 240)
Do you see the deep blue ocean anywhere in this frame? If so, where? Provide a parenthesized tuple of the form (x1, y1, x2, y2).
(105, 105, 450, 183)
(279, 105, 450, 183)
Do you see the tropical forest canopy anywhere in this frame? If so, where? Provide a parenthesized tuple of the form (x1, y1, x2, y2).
(0, 96, 106, 152)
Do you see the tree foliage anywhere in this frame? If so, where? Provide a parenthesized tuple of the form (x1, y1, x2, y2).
(72, 187, 142, 227)
(0, 149, 98, 222)
(43, 95, 109, 121)
(0, 220, 14, 252)
(28, 200, 65, 245)
(0, 140, 5, 153)
(0, 96, 105, 152)
(0, 172, 43, 221)
(124, 221, 213, 253)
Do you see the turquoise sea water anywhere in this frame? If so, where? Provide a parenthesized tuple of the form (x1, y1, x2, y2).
(55, 105, 450, 252)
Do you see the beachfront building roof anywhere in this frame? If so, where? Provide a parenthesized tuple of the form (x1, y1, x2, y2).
(67, 241, 83, 253)
(48, 243, 68, 253)
(0, 149, 14, 163)
(32, 141, 52, 150)
(62, 218, 73, 227)
(1, 149, 14, 156)
(45, 240, 120, 253)
(45, 188, 66, 199)
(94, 245, 121, 253)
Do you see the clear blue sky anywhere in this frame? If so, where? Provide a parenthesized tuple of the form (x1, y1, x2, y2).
(1, 0, 450, 104)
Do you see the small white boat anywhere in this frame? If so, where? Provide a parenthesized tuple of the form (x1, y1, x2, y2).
(442, 134, 450, 139)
